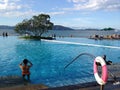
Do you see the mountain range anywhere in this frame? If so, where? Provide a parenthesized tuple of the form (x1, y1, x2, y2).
(0, 25, 74, 30)
(0, 25, 117, 31)
(0, 25, 15, 29)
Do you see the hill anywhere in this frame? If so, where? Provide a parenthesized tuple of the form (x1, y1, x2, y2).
(0, 25, 74, 30)
(0, 25, 14, 29)
(52, 25, 74, 30)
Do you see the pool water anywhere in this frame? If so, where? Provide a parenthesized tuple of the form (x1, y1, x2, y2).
(0, 36, 120, 87)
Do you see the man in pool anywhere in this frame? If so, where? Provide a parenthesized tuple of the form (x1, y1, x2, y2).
(102, 55, 112, 65)
(96, 55, 112, 66)
(19, 59, 33, 81)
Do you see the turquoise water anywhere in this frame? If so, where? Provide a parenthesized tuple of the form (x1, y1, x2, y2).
(0, 36, 120, 87)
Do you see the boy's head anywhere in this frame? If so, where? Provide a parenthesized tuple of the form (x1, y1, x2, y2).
(103, 55, 106, 60)
(23, 59, 28, 65)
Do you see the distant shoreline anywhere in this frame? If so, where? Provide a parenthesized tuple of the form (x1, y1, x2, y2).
(0, 29, 120, 38)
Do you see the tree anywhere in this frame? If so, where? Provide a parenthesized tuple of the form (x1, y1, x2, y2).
(101, 27, 115, 31)
(15, 14, 54, 37)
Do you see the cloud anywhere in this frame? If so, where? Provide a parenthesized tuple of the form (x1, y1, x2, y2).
(0, 0, 33, 17)
(66, 0, 120, 11)
(49, 11, 66, 16)
(0, 9, 65, 18)
(0, 0, 8, 9)
(0, 10, 38, 17)
(67, 0, 87, 3)
(0, 0, 22, 10)
(0, 0, 65, 17)
(72, 17, 96, 25)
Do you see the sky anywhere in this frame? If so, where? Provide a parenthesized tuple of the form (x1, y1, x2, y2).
(0, 0, 120, 29)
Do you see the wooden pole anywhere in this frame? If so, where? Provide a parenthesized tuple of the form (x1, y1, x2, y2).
(100, 85, 104, 90)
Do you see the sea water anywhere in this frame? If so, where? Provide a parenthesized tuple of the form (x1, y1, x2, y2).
(0, 36, 120, 87)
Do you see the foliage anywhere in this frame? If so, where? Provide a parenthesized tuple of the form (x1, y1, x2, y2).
(15, 14, 54, 36)
(101, 27, 115, 31)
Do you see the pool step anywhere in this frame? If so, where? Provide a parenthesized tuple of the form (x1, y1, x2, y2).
(0, 75, 48, 90)
(0, 76, 24, 88)
(0, 84, 48, 90)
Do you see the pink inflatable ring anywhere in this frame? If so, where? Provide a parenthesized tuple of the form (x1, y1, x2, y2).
(93, 56, 108, 85)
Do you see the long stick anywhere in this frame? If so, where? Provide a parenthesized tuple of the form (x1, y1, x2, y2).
(100, 85, 104, 90)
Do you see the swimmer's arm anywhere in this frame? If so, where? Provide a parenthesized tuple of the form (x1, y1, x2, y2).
(28, 61, 33, 67)
(19, 62, 23, 68)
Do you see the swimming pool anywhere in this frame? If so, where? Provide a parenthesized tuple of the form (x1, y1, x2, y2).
(0, 36, 120, 87)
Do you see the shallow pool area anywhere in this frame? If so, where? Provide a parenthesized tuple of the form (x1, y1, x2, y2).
(0, 36, 120, 87)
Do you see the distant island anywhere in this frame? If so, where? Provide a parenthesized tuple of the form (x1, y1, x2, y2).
(0, 25, 74, 30)
(0, 25, 15, 30)
(101, 27, 115, 31)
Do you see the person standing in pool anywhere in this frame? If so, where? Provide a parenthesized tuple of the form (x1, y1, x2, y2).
(19, 59, 33, 81)
(102, 55, 112, 65)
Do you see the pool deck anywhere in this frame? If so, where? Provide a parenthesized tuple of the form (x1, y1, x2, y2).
(0, 79, 120, 90)
(46, 80, 120, 90)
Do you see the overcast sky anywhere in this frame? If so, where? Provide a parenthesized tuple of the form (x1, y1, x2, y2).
(0, 0, 120, 29)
